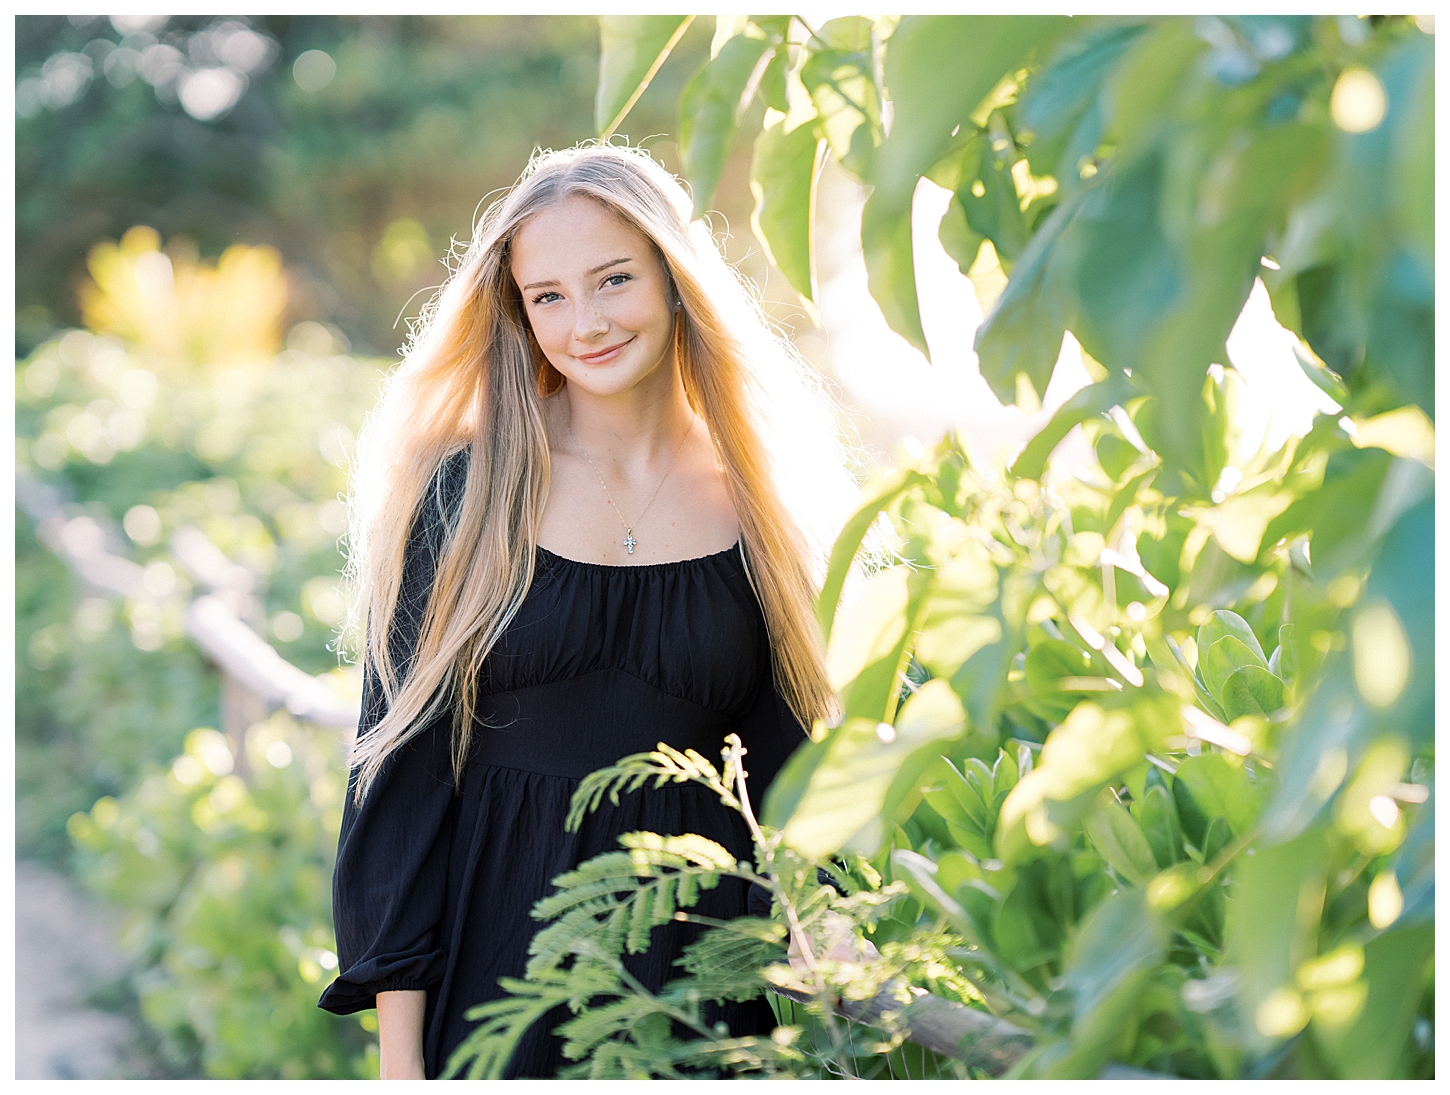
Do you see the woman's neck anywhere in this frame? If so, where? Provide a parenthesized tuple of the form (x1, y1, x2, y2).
(550, 377, 698, 475)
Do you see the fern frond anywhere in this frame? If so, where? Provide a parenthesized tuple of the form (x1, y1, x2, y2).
(626, 885, 652, 954)
(619, 830, 740, 871)
(675, 916, 787, 1001)
(556, 994, 664, 1061)
(566, 743, 740, 831)
(443, 965, 619, 1080)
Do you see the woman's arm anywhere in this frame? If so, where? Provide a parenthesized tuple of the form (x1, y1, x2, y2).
(377, 990, 427, 1079)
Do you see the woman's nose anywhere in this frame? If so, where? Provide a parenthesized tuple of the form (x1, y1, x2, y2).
(573, 299, 609, 340)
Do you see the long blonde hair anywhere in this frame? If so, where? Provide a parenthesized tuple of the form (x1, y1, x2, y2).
(345, 143, 855, 800)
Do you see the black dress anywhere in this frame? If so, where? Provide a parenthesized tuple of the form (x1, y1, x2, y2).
(318, 454, 805, 1078)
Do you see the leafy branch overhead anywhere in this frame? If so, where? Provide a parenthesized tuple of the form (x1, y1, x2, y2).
(597, 14, 1432, 491)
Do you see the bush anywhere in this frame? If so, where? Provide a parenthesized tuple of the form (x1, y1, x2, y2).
(16, 229, 380, 1077)
(67, 718, 375, 1079)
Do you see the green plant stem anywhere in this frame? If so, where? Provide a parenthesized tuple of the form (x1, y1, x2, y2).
(725, 735, 851, 1065)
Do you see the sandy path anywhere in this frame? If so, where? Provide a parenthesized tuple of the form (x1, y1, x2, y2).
(14, 861, 146, 1080)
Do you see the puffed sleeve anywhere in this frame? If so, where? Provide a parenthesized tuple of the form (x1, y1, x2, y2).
(319, 453, 468, 1014)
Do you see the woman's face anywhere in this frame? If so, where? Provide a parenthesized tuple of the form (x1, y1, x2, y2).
(510, 195, 678, 401)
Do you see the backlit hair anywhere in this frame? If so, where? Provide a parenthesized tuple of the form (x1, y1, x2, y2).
(344, 143, 856, 799)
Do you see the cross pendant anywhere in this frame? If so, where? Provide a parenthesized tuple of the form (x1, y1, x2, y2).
(623, 530, 637, 554)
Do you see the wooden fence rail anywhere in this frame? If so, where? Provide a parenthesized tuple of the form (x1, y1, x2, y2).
(15, 469, 1165, 1080)
(15, 472, 358, 749)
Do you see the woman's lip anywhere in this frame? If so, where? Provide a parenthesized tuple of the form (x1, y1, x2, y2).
(575, 337, 633, 364)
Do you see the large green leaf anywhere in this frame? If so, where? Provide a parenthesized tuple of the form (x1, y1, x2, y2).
(777, 684, 967, 860)
(1083, 797, 1157, 886)
(749, 120, 822, 305)
(997, 697, 1175, 863)
(866, 15, 1067, 356)
(817, 466, 928, 642)
(679, 29, 777, 217)
(1058, 889, 1166, 1062)
(596, 16, 695, 137)
(798, 20, 881, 179)
(1009, 371, 1136, 479)
(974, 186, 1081, 405)
(860, 183, 927, 356)
(1172, 753, 1264, 839)
(1316, 922, 1433, 1079)
(1218, 665, 1287, 721)
(1226, 825, 1332, 1051)
(1017, 20, 1150, 186)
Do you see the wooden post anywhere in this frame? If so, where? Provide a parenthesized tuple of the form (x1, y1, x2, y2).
(219, 671, 266, 780)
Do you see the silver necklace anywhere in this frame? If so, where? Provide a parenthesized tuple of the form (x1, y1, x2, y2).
(566, 417, 693, 554)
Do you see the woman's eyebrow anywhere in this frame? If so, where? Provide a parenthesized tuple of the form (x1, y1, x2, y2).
(521, 257, 632, 292)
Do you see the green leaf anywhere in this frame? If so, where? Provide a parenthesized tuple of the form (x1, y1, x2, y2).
(817, 466, 928, 642)
(997, 697, 1174, 863)
(957, 134, 1031, 264)
(1195, 483, 1296, 565)
(596, 16, 695, 137)
(1103, 464, 1159, 539)
(799, 36, 881, 178)
(1094, 433, 1140, 482)
(892, 849, 989, 946)
(866, 15, 1067, 356)
(1018, 20, 1150, 185)
(1172, 753, 1264, 839)
(1318, 922, 1433, 1079)
(825, 563, 932, 721)
(1022, 638, 1094, 722)
(1306, 349, 1355, 412)
(1219, 665, 1287, 720)
(936, 194, 985, 280)
(779, 690, 967, 860)
(874, 15, 1064, 209)
(679, 30, 776, 217)
(994, 876, 1063, 971)
(757, 45, 789, 113)
(914, 604, 1002, 684)
(749, 120, 822, 305)
(880, 679, 971, 822)
(1226, 825, 1332, 1053)
(1059, 889, 1166, 1051)
(1134, 783, 1182, 870)
(1009, 371, 1135, 480)
(1083, 797, 1157, 886)
(1198, 635, 1266, 705)
(1201, 815, 1232, 863)
(860, 183, 927, 356)
(1196, 610, 1268, 669)
(974, 187, 1080, 405)
(759, 733, 828, 831)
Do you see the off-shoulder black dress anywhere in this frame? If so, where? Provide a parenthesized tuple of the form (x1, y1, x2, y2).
(318, 454, 804, 1078)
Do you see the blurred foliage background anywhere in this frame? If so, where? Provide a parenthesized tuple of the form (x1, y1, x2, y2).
(16, 13, 771, 360)
(14, 12, 1434, 1081)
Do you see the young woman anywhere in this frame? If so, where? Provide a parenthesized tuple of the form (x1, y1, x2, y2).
(317, 144, 857, 1079)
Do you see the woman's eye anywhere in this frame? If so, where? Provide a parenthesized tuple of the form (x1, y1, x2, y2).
(531, 291, 561, 305)
(602, 273, 631, 289)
